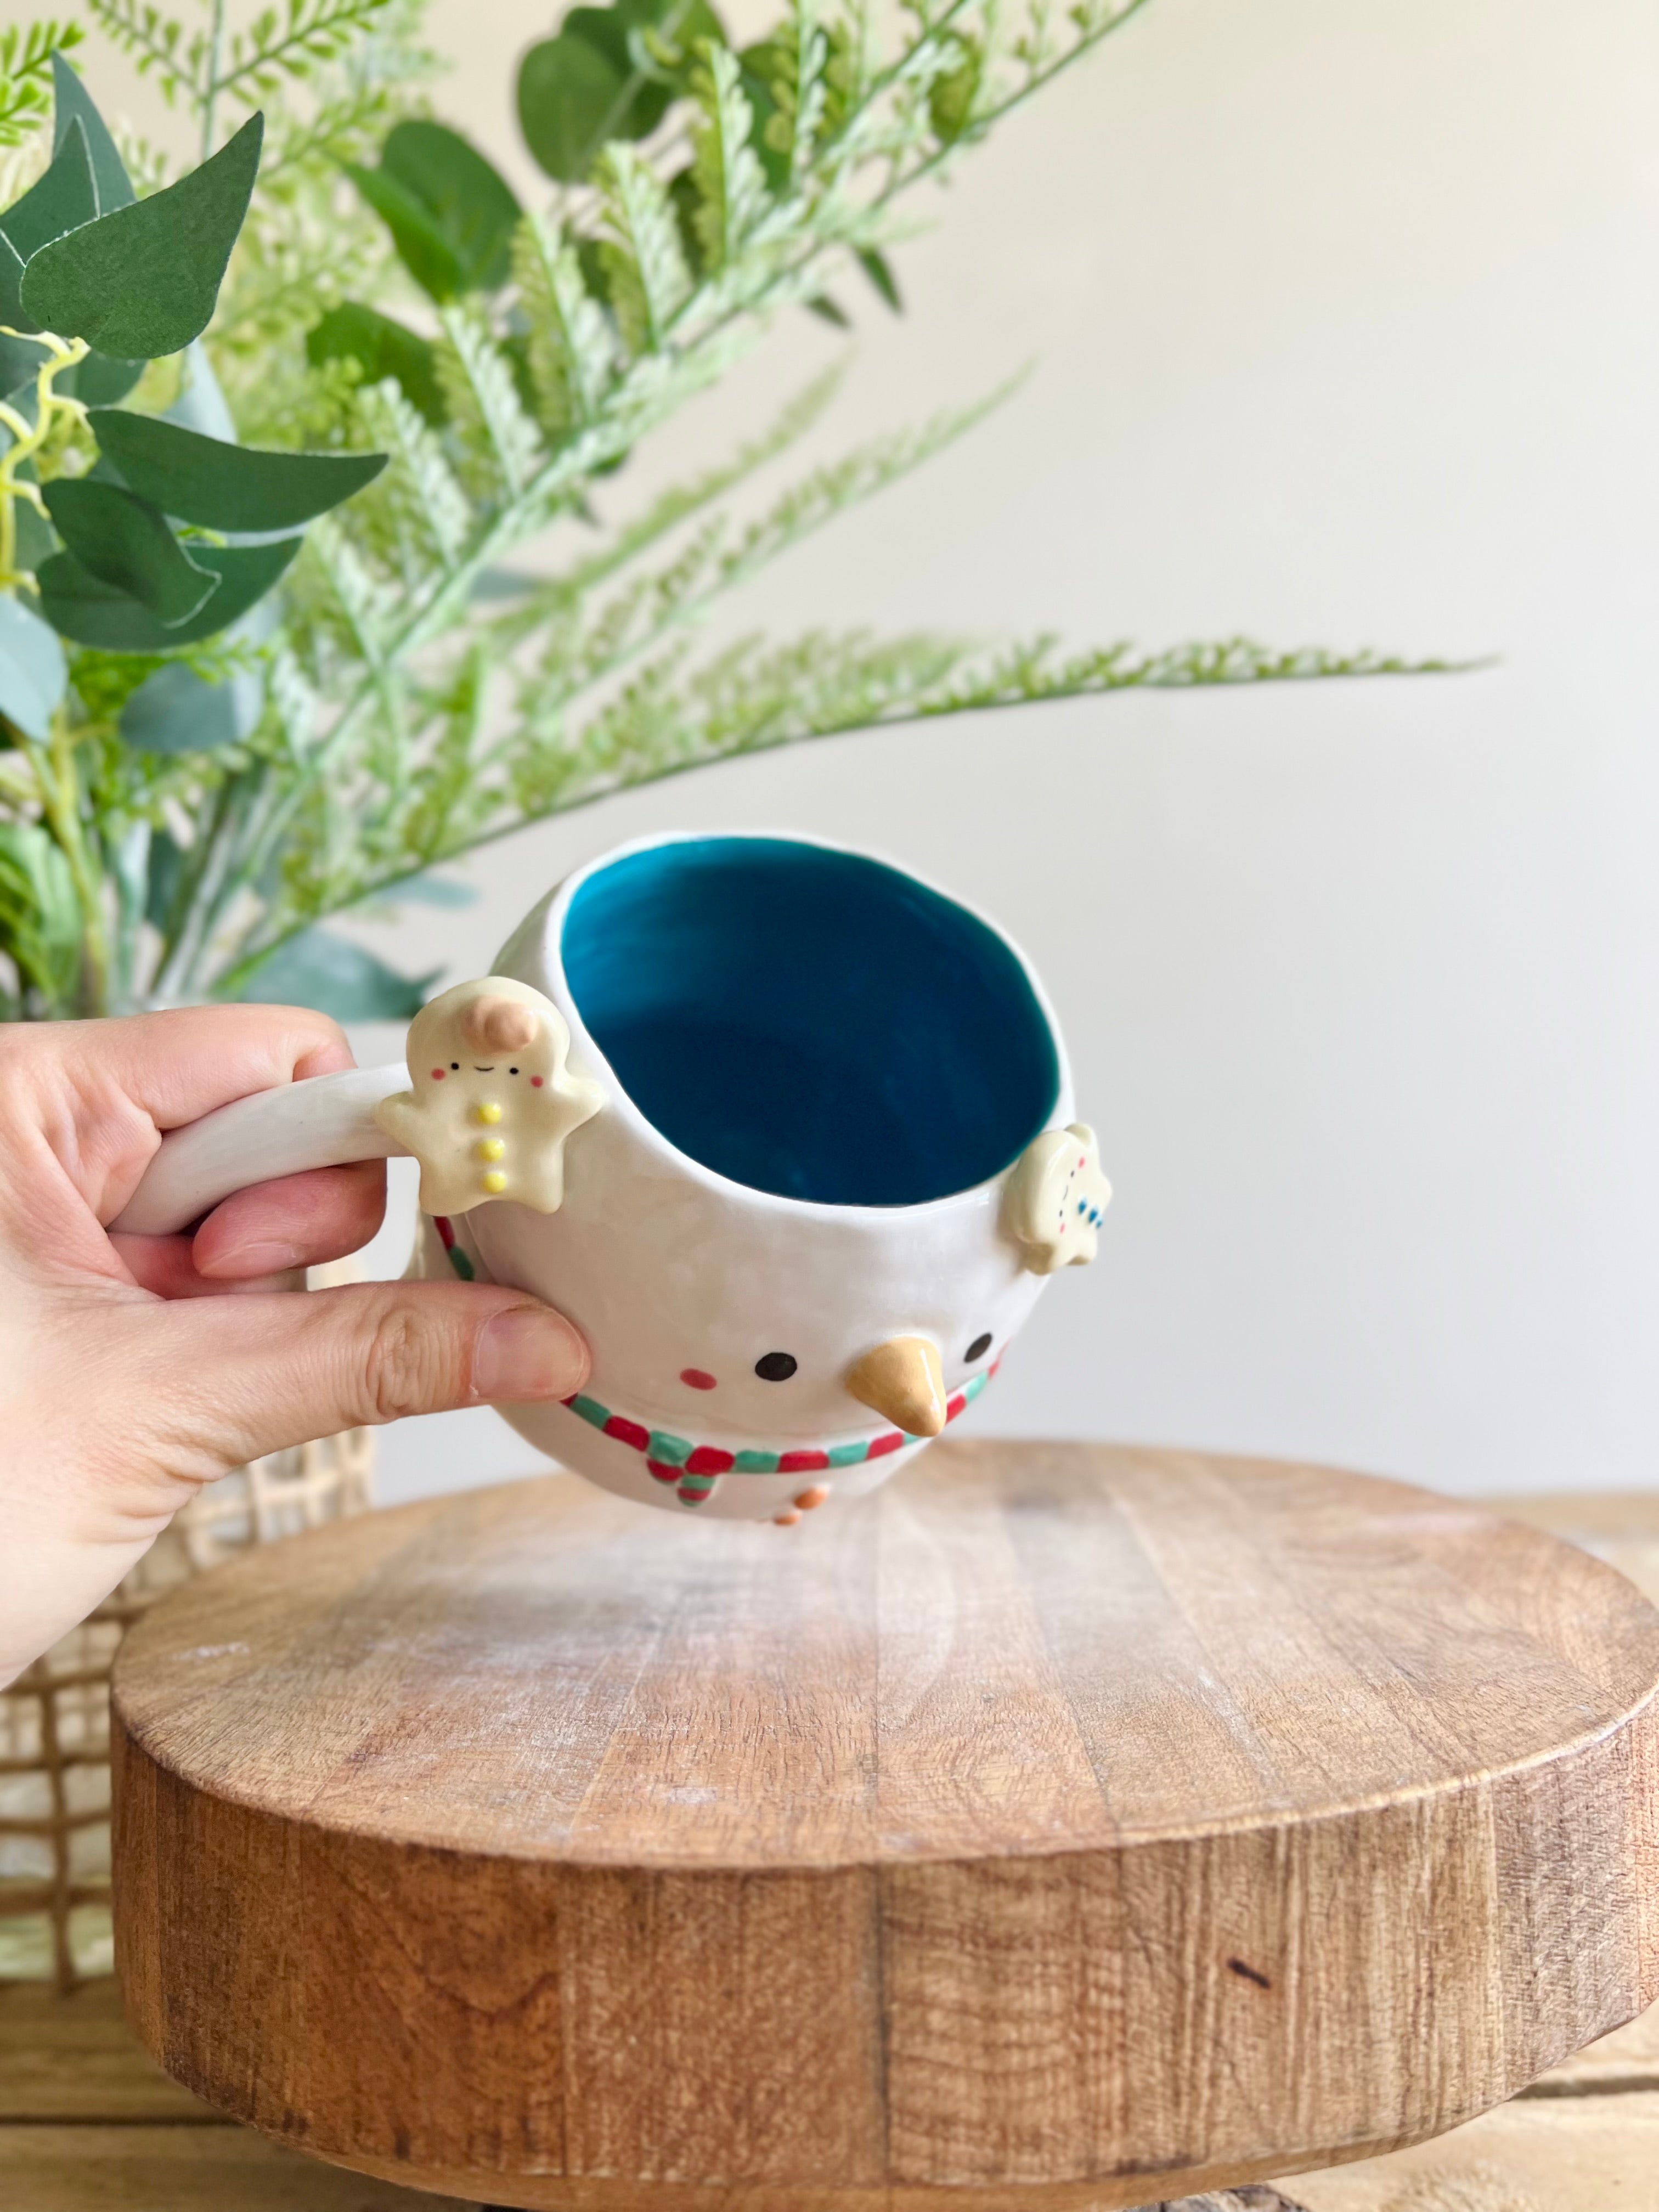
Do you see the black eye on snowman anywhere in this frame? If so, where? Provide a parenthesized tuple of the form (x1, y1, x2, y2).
(755, 1351, 798, 1382)
(966, 1332, 992, 1363)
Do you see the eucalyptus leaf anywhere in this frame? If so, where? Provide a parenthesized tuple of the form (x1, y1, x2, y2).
(343, 161, 469, 302)
(13, 492, 57, 571)
(307, 302, 446, 426)
(517, 30, 641, 184)
(36, 533, 300, 650)
(0, 330, 50, 399)
(21, 115, 263, 362)
(89, 409, 387, 531)
(0, 229, 29, 333)
(1, 117, 98, 262)
(383, 122, 521, 291)
(119, 661, 244, 754)
(143, 826, 185, 932)
(52, 53, 134, 213)
(238, 928, 440, 1019)
(165, 341, 238, 441)
(347, 122, 520, 302)
(582, 0, 725, 91)
(0, 596, 67, 742)
(42, 478, 219, 625)
(519, 0, 726, 182)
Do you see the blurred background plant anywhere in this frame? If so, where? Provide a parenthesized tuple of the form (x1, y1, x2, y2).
(0, 0, 1441, 1022)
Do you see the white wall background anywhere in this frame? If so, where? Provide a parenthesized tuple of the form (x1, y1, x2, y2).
(90, 0, 1659, 1501)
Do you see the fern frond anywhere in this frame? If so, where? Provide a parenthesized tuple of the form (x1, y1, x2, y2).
(82, 0, 196, 105)
(596, 143, 692, 357)
(300, 513, 400, 670)
(511, 212, 616, 436)
(216, 0, 397, 107)
(512, 629, 1463, 830)
(268, 648, 319, 762)
(688, 42, 768, 274)
(0, 20, 82, 149)
(507, 382, 1009, 721)
(495, 360, 847, 644)
(352, 380, 473, 575)
(434, 307, 544, 505)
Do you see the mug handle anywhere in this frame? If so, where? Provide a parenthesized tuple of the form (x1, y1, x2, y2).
(109, 1064, 412, 1238)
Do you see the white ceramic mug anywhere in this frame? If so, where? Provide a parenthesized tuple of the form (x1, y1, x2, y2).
(116, 832, 1110, 1523)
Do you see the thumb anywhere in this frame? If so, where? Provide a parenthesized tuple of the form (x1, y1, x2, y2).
(136, 1279, 589, 1478)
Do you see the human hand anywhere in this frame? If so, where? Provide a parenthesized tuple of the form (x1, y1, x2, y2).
(0, 1006, 589, 1688)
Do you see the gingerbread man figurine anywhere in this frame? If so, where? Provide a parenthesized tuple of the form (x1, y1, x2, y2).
(375, 977, 602, 1217)
(1004, 1122, 1112, 1274)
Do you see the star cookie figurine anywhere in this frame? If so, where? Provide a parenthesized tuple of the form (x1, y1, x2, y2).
(1005, 1122, 1111, 1274)
(375, 977, 602, 1217)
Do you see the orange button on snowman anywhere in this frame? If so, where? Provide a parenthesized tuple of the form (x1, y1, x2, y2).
(374, 977, 602, 1217)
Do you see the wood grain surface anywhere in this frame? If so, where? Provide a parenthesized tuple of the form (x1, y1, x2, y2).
(109, 1442, 1659, 2211)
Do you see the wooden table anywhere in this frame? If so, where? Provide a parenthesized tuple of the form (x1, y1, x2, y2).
(5, 1454, 1659, 2210)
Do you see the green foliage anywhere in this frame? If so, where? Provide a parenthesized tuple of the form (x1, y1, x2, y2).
(83, 0, 397, 121)
(344, 120, 520, 302)
(36, 533, 303, 647)
(0, 0, 1459, 1024)
(88, 405, 386, 526)
(42, 477, 219, 622)
(0, 596, 67, 740)
(2, 117, 97, 266)
(0, 22, 83, 150)
(117, 658, 245, 751)
(517, 0, 723, 184)
(50, 48, 132, 205)
(0, 819, 81, 1008)
(239, 923, 437, 1017)
(21, 113, 262, 355)
(306, 301, 444, 423)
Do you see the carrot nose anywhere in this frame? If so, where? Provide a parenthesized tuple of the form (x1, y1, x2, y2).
(461, 996, 539, 1054)
(846, 1336, 947, 1437)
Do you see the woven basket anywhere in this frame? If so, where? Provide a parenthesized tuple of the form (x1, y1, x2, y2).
(0, 1425, 374, 1990)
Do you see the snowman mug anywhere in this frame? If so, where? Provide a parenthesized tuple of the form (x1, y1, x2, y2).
(115, 833, 1110, 1524)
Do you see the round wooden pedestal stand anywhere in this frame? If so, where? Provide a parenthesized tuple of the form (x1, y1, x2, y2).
(111, 1441, 1659, 2212)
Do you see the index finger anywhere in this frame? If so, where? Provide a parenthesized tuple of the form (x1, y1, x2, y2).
(57, 1003, 359, 1132)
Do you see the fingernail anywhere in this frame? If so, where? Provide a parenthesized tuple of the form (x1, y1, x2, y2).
(203, 1238, 304, 1278)
(475, 1307, 588, 1403)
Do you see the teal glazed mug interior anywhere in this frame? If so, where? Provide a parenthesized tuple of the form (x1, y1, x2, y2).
(115, 831, 1111, 1526)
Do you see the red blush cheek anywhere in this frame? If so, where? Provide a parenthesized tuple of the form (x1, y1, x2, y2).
(531, 1075, 544, 1087)
(430, 1069, 446, 1080)
(680, 1368, 717, 1391)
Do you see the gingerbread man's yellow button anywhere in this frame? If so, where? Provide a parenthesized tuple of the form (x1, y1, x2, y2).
(481, 1170, 507, 1194)
(475, 1137, 505, 1162)
(473, 1100, 503, 1125)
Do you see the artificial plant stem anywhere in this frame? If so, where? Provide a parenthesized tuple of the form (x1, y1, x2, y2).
(0, 331, 89, 588)
(149, 775, 242, 999)
(174, 772, 287, 997)
(200, 0, 227, 161)
(110, 819, 150, 1012)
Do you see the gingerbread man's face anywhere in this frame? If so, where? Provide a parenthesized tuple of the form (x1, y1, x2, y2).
(375, 977, 602, 1217)
(1005, 1122, 1111, 1273)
